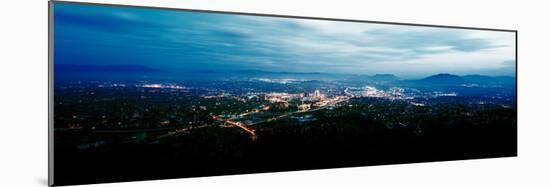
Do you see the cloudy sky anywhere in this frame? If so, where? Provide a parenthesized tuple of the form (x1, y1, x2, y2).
(54, 3, 516, 78)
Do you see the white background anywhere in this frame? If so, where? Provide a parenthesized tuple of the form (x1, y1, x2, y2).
(1, 0, 549, 186)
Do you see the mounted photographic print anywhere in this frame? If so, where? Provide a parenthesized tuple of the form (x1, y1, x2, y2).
(49, 1, 517, 186)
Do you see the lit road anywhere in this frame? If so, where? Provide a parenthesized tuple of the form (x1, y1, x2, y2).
(212, 115, 257, 137)
(160, 94, 350, 140)
(246, 96, 350, 126)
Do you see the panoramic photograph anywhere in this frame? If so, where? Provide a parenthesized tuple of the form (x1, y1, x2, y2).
(52, 2, 516, 185)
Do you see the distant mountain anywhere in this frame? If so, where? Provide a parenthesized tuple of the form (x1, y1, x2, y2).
(186, 70, 401, 83)
(463, 75, 496, 83)
(417, 73, 466, 85)
(55, 64, 163, 73)
(402, 73, 515, 87)
(463, 74, 515, 84)
(237, 70, 326, 75)
(370, 74, 399, 82)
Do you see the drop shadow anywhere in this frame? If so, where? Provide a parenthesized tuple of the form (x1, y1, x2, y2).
(36, 178, 49, 186)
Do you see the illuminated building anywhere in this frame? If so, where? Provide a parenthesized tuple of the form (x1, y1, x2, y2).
(298, 104, 311, 111)
(314, 90, 321, 97)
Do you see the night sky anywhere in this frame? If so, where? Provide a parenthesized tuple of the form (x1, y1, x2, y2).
(54, 2, 515, 78)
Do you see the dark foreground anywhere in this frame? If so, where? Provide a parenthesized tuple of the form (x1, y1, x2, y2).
(53, 79, 516, 186)
(54, 102, 516, 185)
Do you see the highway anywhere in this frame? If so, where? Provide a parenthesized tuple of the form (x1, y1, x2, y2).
(158, 95, 350, 140)
(245, 96, 350, 127)
(212, 115, 257, 137)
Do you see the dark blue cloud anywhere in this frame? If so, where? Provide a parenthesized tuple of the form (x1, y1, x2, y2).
(55, 8, 157, 32)
(54, 2, 515, 78)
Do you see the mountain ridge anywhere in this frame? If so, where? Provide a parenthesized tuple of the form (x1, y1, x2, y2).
(55, 64, 163, 73)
